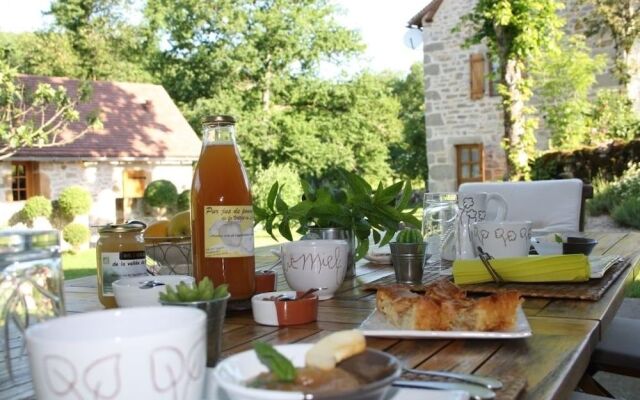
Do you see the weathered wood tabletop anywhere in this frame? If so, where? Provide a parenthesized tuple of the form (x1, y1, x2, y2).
(2, 232, 639, 400)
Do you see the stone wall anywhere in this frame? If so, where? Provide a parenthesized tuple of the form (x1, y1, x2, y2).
(0, 160, 194, 226)
(421, 0, 505, 193)
(421, 0, 627, 192)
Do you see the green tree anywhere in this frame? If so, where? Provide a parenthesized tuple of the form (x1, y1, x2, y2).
(144, 0, 362, 105)
(459, 0, 565, 179)
(390, 62, 427, 188)
(47, 0, 153, 81)
(0, 32, 82, 78)
(0, 56, 102, 160)
(532, 35, 607, 149)
(583, 0, 640, 89)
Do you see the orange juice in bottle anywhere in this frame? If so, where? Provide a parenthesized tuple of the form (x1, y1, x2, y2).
(191, 115, 255, 306)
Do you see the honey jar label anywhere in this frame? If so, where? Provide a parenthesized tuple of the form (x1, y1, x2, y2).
(204, 205, 255, 258)
(100, 251, 147, 294)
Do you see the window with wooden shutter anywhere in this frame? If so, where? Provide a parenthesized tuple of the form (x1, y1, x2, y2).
(470, 53, 485, 100)
(10, 161, 40, 201)
(455, 144, 484, 186)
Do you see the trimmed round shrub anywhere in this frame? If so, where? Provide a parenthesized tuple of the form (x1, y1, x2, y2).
(177, 190, 190, 212)
(63, 223, 90, 249)
(58, 186, 92, 217)
(144, 180, 178, 208)
(22, 196, 52, 221)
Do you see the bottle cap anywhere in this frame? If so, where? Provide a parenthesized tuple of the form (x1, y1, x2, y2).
(202, 115, 236, 126)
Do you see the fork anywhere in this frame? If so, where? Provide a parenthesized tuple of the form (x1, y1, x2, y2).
(476, 246, 505, 285)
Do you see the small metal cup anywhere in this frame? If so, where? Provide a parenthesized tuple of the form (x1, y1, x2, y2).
(161, 293, 229, 367)
(390, 243, 427, 284)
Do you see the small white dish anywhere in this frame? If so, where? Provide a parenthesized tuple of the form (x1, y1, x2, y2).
(530, 236, 563, 255)
(113, 275, 194, 307)
(251, 291, 318, 326)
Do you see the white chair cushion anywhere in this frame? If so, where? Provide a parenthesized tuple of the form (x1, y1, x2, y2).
(458, 179, 583, 233)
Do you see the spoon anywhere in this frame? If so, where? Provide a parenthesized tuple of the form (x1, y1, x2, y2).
(276, 288, 326, 301)
(139, 280, 166, 289)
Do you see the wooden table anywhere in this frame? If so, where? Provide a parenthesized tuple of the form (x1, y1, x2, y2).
(2, 232, 639, 400)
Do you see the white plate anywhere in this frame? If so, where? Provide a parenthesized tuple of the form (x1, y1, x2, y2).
(359, 306, 532, 339)
(203, 368, 469, 400)
(365, 244, 392, 265)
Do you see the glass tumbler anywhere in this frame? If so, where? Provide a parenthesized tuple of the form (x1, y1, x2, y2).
(422, 193, 459, 274)
(0, 229, 64, 379)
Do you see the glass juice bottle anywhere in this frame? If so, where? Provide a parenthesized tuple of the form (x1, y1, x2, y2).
(191, 115, 255, 304)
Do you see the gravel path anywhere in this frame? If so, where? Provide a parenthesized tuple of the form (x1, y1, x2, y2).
(585, 215, 639, 233)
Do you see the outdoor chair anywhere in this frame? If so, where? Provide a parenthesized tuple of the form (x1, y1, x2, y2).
(579, 317, 640, 397)
(458, 178, 584, 233)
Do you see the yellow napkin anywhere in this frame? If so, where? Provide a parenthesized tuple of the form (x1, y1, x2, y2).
(453, 255, 590, 285)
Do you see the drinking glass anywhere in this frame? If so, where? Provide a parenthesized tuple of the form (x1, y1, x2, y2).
(422, 193, 459, 274)
(1, 229, 64, 379)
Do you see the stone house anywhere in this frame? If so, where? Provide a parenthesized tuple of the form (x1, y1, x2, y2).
(408, 0, 638, 192)
(1, 76, 201, 226)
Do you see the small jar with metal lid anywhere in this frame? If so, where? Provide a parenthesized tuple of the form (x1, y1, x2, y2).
(96, 221, 148, 308)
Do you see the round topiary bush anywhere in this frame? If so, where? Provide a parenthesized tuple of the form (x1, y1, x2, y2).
(176, 190, 191, 211)
(22, 196, 53, 221)
(144, 180, 178, 208)
(58, 186, 92, 217)
(63, 223, 91, 250)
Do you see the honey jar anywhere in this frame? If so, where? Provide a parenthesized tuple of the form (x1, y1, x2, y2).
(96, 221, 147, 308)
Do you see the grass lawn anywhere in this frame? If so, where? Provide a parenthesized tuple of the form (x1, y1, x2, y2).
(62, 249, 97, 280)
(61, 228, 293, 280)
(627, 275, 640, 298)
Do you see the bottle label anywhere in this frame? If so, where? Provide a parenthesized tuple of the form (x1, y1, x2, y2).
(204, 205, 255, 258)
(100, 251, 147, 294)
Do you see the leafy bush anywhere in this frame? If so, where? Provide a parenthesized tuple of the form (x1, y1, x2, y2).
(531, 139, 640, 181)
(22, 196, 52, 221)
(144, 180, 178, 208)
(612, 197, 640, 229)
(176, 190, 190, 212)
(63, 223, 90, 250)
(252, 163, 303, 209)
(587, 163, 640, 228)
(58, 186, 92, 217)
(590, 90, 640, 144)
(627, 280, 640, 298)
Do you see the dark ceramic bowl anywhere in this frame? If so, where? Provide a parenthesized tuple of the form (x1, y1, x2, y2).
(563, 237, 598, 256)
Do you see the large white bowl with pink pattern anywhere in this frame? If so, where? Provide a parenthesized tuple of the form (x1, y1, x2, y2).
(25, 307, 206, 400)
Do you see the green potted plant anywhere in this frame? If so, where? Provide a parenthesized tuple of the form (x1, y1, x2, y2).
(253, 169, 420, 276)
(159, 278, 230, 367)
(389, 227, 427, 284)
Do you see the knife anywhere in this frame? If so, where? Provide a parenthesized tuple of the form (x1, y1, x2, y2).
(393, 380, 496, 400)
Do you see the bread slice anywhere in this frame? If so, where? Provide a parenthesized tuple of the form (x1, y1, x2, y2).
(376, 280, 521, 331)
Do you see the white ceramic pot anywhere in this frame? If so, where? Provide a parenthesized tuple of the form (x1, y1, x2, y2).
(26, 307, 206, 400)
(281, 240, 348, 300)
(113, 275, 194, 307)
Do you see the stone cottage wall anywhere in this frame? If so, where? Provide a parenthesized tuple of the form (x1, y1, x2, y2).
(421, 0, 627, 192)
(421, 0, 505, 193)
(0, 160, 194, 227)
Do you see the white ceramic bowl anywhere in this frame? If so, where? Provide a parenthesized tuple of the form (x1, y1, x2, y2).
(113, 275, 194, 307)
(530, 236, 563, 255)
(212, 343, 402, 400)
(281, 240, 348, 300)
(26, 307, 206, 400)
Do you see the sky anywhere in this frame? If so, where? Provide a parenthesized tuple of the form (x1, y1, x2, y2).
(0, 0, 427, 75)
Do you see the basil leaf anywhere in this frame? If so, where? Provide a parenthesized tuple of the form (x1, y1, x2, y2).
(253, 341, 297, 382)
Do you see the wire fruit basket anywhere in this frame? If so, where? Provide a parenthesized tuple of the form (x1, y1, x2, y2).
(145, 237, 192, 275)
